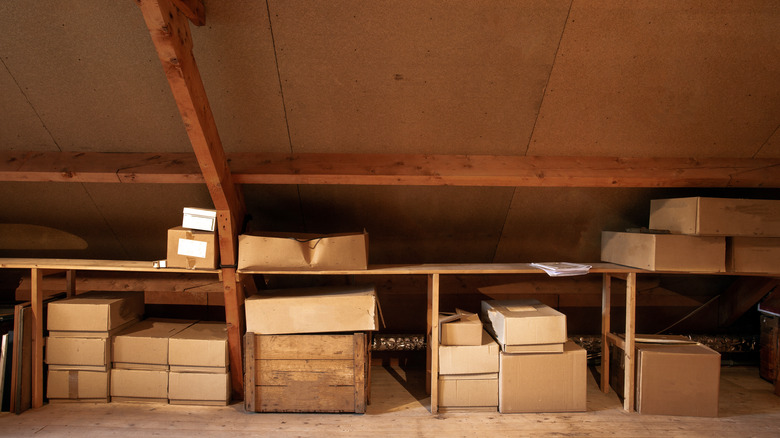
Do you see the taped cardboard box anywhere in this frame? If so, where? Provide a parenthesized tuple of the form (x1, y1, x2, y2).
(439, 329, 499, 375)
(169, 371, 230, 405)
(113, 319, 196, 370)
(47, 370, 109, 402)
(440, 310, 483, 346)
(438, 373, 498, 410)
(169, 321, 229, 373)
(166, 226, 218, 270)
(47, 291, 145, 333)
(237, 231, 368, 271)
(245, 285, 379, 334)
(499, 341, 586, 413)
(46, 337, 110, 371)
(110, 368, 168, 402)
(601, 231, 725, 272)
(480, 299, 567, 353)
(649, 197, 780, 237)
(727, 237, 780, 274)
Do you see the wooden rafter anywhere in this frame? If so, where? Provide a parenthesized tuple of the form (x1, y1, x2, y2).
(171, 0, 205, 26)
(2, 151, 779, 188)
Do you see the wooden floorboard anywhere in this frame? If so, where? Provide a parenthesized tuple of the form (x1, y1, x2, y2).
(1, 366, 779, 437)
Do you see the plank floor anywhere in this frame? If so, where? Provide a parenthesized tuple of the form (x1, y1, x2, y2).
(1, 366, 779, 437)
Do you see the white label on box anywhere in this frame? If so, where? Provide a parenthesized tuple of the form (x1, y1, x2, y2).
(178, 238, 208, 259)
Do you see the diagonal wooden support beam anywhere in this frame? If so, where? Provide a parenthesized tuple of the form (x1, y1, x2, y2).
(171, 0, 205, 26)
(137, 0, 245, 399)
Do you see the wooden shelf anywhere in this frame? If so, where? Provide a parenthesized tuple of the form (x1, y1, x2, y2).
(0, 258, 219, 274)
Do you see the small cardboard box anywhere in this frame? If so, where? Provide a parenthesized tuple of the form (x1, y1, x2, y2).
(168, 371, 230, 405)
(480, 299, 567, 353)
(649, 197, 780, 237)
(440, 310, 483, 346)
(113, 319, 196, 370)
(727, 237, 780, 274)
(110, 368, 168, 401)
(47, 291, 145, 333)
(46, 336, 110, 371)
(166, 226, 218, 270)
(169, 321, 229, 372)
(499, 341, 587, 413)
(438, 373, 498, 409)
(237, 231, 368, 271)
(245, 285, 379, 334)
(439, 329, 499, 375)
(601, 231, 726, 272)
(182, 207, 217, 232)
(47, 370, 109, 401)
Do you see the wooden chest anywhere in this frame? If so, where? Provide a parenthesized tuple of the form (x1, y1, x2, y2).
(244, 332, 370, 413)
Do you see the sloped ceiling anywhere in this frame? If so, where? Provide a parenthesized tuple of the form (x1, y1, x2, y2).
(0, 0, 778, 262)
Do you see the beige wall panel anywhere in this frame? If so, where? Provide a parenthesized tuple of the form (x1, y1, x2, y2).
(269, 0, 570, 155)
(0, 1, 191, 152)
(529, 1, 780, 157)
(755, 127, 780, 158)
(297, 185, 515, 263)
(0, 67, 57, 151)
(191, 2, 291, 153)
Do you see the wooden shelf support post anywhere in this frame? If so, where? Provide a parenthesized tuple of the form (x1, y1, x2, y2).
(623, 272, 637, 412)
(601, 273, 611, 394)
(426, 273, 440, 413)
(30, 268, 44, 409)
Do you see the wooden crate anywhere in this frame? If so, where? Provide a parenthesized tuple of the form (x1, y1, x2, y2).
(244, 332, 370, 413)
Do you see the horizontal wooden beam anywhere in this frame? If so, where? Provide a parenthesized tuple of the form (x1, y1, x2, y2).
(1, 151, 779, 188)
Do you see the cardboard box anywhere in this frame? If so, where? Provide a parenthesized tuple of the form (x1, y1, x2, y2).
(649, 197, 780, 237)
(727, 237, 780, 273)
(237, 231, 368, 271)
(46, 336, 110, 371)
(110, 368, 168, 401)
(182, 207, 217, 232)
(166, 226, 218, 270)
(439, 329, 499, 375)
(480, 299, 567, 353)
(245, 285, 379, 334)
(47, 370, 109, 401)
(47, 291, 145, 332)
(438, 373, 498, 409)
(499, 341, 587, 413)
(169, 321, 229, 372)
(440, 310, 483, 346)
(113, 319, 196, 370)
(601, 231, 726, 272)
(168, 371, 230, 405)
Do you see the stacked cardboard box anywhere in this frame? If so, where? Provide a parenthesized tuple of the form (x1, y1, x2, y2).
(110, 318, 195, 403)
(244, 284, 377, 413)
(168, 321, 230, 405)
(166, 207, 219, 270)
(481, 299, 586, 413)
(437, 311, 499, 411)
(45, 291, 145, 402)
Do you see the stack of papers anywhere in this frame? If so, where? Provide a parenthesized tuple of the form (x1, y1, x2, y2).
(530, 262, 592, 277)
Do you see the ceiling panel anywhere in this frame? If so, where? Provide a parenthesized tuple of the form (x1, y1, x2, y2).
(756, 126, 780, 158)
(270, 0, 571, 155)
(529, 0, 780, 157)
(0, 65, 57, 151)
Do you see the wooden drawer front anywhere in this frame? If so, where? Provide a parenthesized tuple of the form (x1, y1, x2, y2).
(245, 333, 368, 413)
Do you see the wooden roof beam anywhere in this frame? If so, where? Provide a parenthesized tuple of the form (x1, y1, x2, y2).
(1, 151, 779, 188)
(171, 0, 205, 26)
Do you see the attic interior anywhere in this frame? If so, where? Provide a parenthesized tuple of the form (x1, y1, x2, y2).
(1, 0, 780, 432)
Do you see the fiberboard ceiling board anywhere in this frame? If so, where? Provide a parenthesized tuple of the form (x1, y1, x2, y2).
(528, 0, 780, 158)
(0, 67, 58, 152)
(269, 0, 571, 155)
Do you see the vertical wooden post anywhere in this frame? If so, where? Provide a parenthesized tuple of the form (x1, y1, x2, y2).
(623, 272, 637, 412)
(426, 273, 440, 414)
(353, 332, 367, 413)
(601, 273, 611, 393)
(30, 268, 44, 408)
(221, 267, 245, 401)
(65, 270, 76, 297)
(243, 333, 255, 412)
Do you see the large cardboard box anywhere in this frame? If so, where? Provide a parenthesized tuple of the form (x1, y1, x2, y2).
(169, 321, 229, 372)
(47, 291, 145, 333)
(601, 231, 725, 272)
(166, 226, 218, 270)
(237, 231, 368, 271)
(649, 197, 780, 237)
(245, 285, 379, 334)
(168, 371, 230, 405)
(440, 311, 483, 346)
(499, 341, 586, 413)
(113, 319, 196, 370)
(727, 237, 780, 274)
(46, 337, 110, 371)
(438, 373, 498, 410)
(110, 368, 168, 402)
(480, 299, 567, 353)
(439, 329, 499, 375)
(47, 370, 109, 402)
